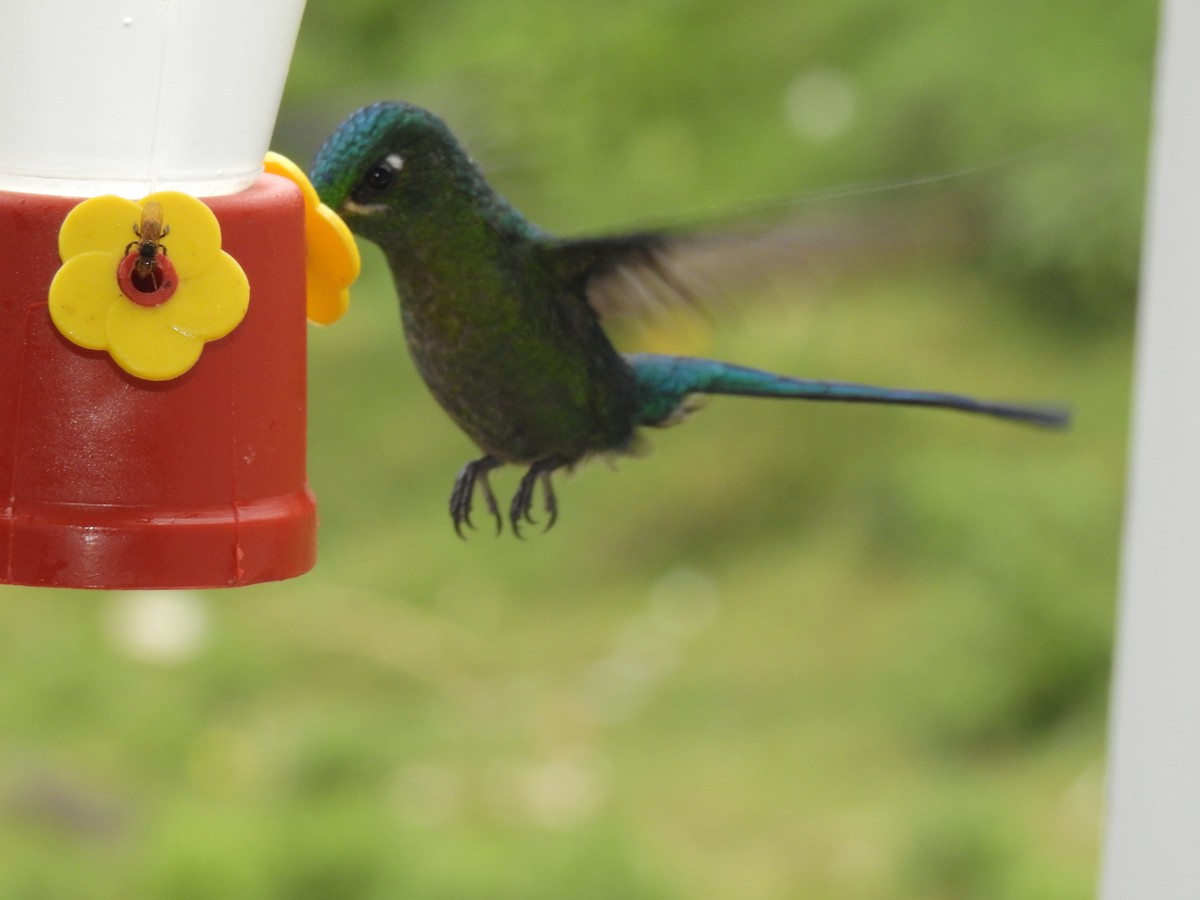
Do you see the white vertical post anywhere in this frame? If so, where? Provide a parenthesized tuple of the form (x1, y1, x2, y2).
(1101, 1, 1200, 896)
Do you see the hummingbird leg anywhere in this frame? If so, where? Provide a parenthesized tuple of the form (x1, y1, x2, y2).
(510, 459, 563, 538)
(450, 455, 503, 538)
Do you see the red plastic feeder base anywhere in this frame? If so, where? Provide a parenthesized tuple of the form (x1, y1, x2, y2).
(0, 175, 316, 588)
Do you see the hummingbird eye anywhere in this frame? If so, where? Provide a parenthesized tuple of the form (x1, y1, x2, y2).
(357, 153, 404, 198)
(366, 164, 393, 190)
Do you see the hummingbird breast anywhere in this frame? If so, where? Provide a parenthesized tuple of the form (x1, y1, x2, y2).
(398, 271, 640, 466)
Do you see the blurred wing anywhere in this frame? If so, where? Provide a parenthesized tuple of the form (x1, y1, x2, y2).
(552, 199, 976, 323)
(539, 132, 1095, 323)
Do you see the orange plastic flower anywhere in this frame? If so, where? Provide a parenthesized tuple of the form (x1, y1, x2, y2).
(264, 151, 360, 325)
(49, 192, 249, 381)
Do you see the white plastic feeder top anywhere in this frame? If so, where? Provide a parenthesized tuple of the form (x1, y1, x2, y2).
(0, 0, 307, 198)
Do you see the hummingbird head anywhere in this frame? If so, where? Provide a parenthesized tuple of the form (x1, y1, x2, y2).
(309, 101, 480, 247)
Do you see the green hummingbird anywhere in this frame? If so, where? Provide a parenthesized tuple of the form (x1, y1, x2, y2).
(308, 101, 1068, 537)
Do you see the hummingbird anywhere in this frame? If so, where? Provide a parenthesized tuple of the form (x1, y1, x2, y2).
(308, 101, 1068, 537)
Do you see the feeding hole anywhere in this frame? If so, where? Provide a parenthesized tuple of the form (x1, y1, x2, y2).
(117, 251, 178, 306)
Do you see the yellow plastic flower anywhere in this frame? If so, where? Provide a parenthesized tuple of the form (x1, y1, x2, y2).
(264, 151, 360, 325)
(49, 192, 249, 381)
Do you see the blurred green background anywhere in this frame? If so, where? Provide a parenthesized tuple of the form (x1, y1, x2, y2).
(0, 0, 1150, 896)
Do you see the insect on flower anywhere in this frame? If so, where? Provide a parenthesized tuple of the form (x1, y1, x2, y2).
(125, 201, 170, 290)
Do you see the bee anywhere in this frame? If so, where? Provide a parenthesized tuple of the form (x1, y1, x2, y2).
(125, 201, 170, 285)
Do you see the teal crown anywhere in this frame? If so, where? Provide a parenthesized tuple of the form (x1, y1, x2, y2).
(308, 102, 398, 209)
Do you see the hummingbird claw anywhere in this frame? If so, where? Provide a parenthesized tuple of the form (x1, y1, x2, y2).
(450, 455, 503, 539)
(478, 470, 502, 536)
(450, 475, 474, 540)
(509, 474, 533, 540)
(509, 460, 562, 537)
(539, 471, 558, 532)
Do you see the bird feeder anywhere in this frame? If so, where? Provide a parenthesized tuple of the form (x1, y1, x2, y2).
(0, 0, 355, 589)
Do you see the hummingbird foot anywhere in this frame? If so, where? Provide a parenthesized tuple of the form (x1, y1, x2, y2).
(510, 459, 562, 538)
(450, 455, 503, 538)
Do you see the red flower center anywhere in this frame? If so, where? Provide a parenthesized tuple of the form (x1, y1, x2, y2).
(117, 251, 179, 307)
